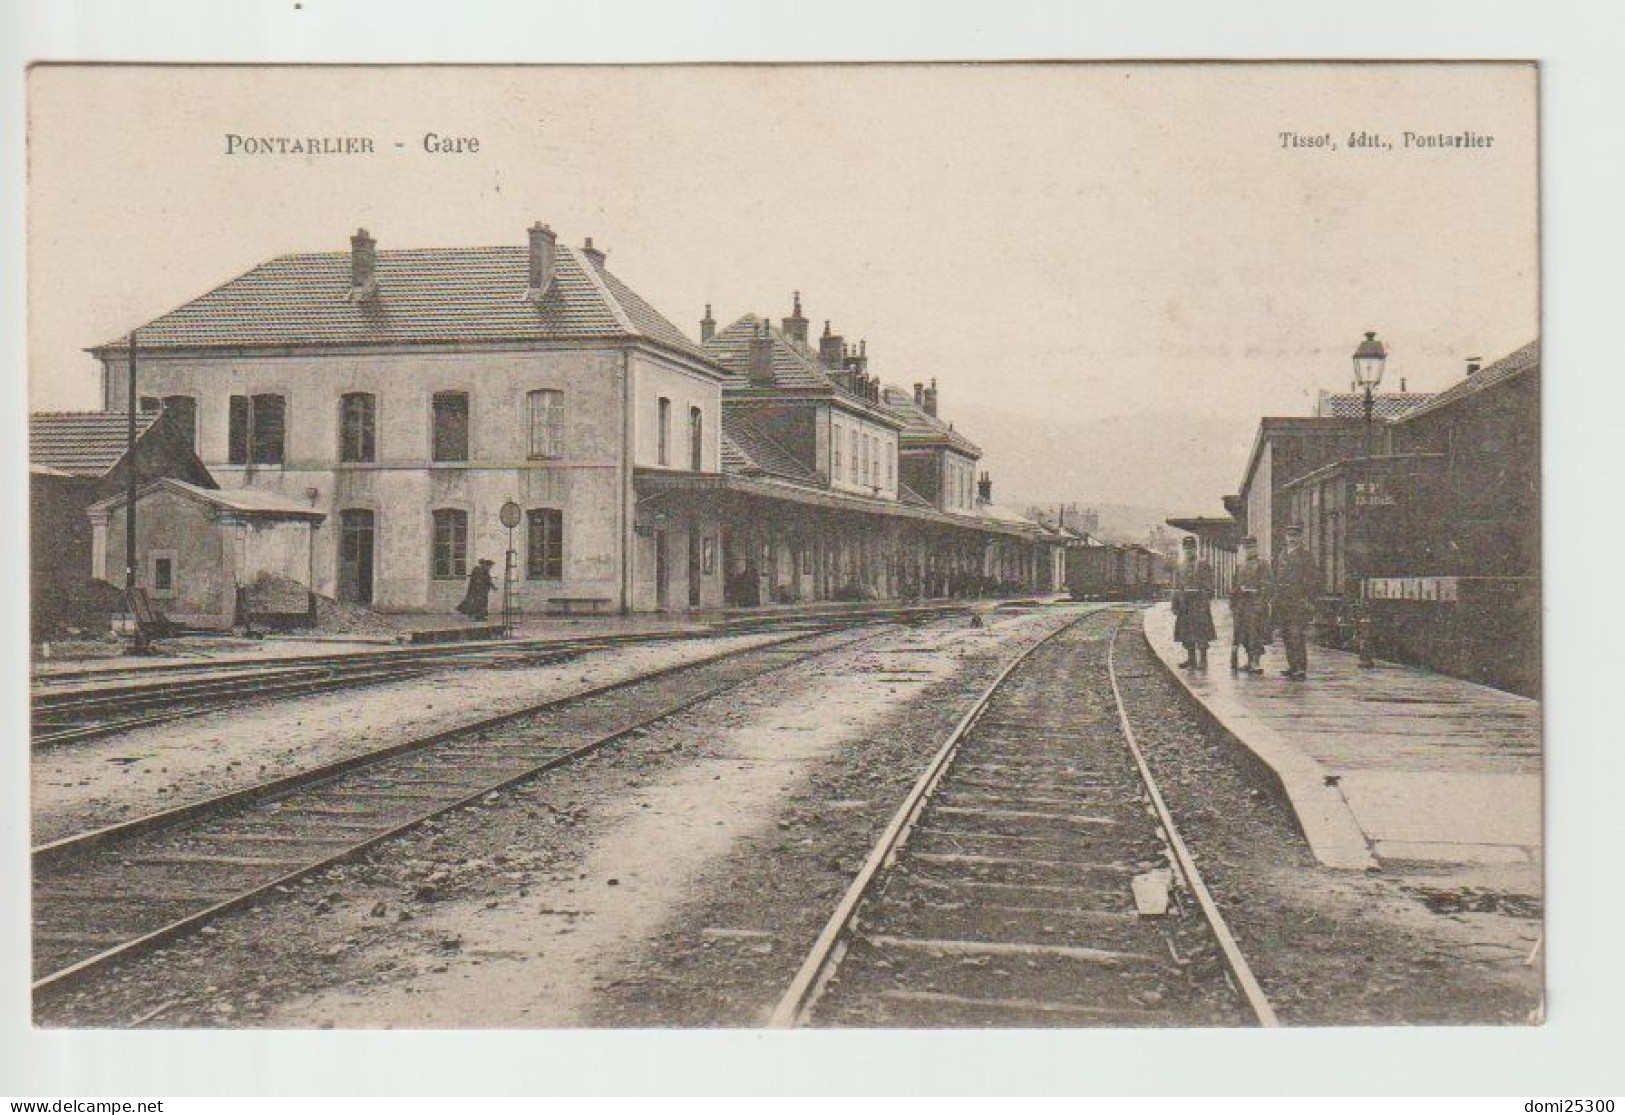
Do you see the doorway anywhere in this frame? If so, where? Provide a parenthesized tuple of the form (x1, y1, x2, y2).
(687, 526, 702, 608)
(654, 529, 670, 610)
(338, 509, 375, 604)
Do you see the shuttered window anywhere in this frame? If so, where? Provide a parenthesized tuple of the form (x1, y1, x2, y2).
(689, 406, 703, 471)
(227, 394, 286, 465)
(162, 396, 197, 451)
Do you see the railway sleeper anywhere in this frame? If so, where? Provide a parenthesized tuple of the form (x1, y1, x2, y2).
(891, 853, 1148, 893)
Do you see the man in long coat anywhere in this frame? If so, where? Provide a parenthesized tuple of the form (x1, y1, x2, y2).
(1271, 523, 1321, 681)
(1172, 536, 1217, 669)
(1229, 536, 1271, 674)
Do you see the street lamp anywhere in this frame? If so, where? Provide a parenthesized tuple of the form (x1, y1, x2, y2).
(1351, 331, 1387, 668)
(1352, 330, 1387, 457)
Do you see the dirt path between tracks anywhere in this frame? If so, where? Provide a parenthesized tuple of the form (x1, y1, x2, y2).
(31, 633, 789, 845)
(37, 606, 1088, 1028)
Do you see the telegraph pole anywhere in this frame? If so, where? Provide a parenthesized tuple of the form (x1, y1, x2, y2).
(125, 330, 152, 654)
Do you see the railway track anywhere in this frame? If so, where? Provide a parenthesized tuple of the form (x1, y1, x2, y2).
(769, 608, 1278, 1028)
(30, 601, 974, 749)
(32, 622, 889, 998)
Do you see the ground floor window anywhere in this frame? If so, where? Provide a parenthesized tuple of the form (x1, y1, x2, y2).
(432, 509, 468, 578)
(527, 508, 564, 580)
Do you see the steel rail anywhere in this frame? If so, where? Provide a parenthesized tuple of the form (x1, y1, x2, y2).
(32, 622, 894, 998)
(768, 605, 1280, 1029)
(34, 625, 839, 867)
(766, 606, 1101, 1027)
(31, 600, 973, 689)
(30, 602, 976, 750)
(1103, 611, 1280, 1027)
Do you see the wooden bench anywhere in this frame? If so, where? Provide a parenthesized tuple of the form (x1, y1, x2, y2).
(546, 596, 613, 616)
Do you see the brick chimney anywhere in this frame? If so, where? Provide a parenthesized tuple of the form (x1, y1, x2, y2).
(782, 292, 809, 346)
(819, 320, 844, 370)
(1465, 356, 1482, 376)
(978, 472, 992, 503)
(923, 378, 939, 417)
(525, 222, 557, 301)
(748, 320, 775, 386)
(913, 382, 925, 406)
(700, 303, 716, 343)
(348, 228, 378, 301)
(581, 236, 606, 269)
(843, 338, 868, 378)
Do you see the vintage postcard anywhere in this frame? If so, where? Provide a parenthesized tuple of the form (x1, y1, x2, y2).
(25, 62, 1540, 1030)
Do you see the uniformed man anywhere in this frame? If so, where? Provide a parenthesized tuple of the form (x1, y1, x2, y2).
(1271, 523, 1320, 681)
(1172, 536, 1217, 669)
(1230, 536, 1270, 674)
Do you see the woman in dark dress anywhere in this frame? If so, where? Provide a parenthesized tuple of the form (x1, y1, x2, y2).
(456, 558, 496, 621)
(1172, 536, 1217, 669)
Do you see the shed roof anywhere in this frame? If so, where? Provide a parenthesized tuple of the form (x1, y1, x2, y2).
(29, 411, 162, 477)
(90, 477, 326, 519)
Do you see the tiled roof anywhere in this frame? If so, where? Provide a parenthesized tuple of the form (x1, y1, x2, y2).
(880, 385, 982, 457)
(29, 411, 161, 476)
(720, 410, 824, 487)
(1397, 340, 1539, 423)
(706, 315, 902, 426)
(706, 314, 845, 391)
(95, 244, 715, 364)
(90, 477, 325, 518)
(897, 481, 933, 509)
(977, 500, 1035, 529)
(1315, 391, 1437, 419)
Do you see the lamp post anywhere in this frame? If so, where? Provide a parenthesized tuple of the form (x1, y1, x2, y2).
(1353, 330, 1387, 456)
(499, 500, 522, 638)
(1351, 331, 1387, 668)
(124, 330, 155, 656)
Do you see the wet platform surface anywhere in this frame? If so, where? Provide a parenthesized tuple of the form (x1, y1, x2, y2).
(1144, 602, 1542, 872)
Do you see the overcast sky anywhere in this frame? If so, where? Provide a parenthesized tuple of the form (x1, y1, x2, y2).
(27, 63, 1536, 509)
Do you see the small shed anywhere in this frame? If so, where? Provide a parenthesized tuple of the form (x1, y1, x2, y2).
(88, 479, 326, 630)
(29, 409, 215, 638)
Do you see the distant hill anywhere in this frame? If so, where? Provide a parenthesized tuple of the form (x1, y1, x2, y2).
(968, 404, 1250, 526)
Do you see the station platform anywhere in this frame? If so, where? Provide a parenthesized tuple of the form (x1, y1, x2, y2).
(1143, 602, 1542, 873)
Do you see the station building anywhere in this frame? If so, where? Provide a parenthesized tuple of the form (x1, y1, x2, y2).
(85, 226, 1057, 618)
(91, 225, 729, 616)
(1189, 340, 1540, 695)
